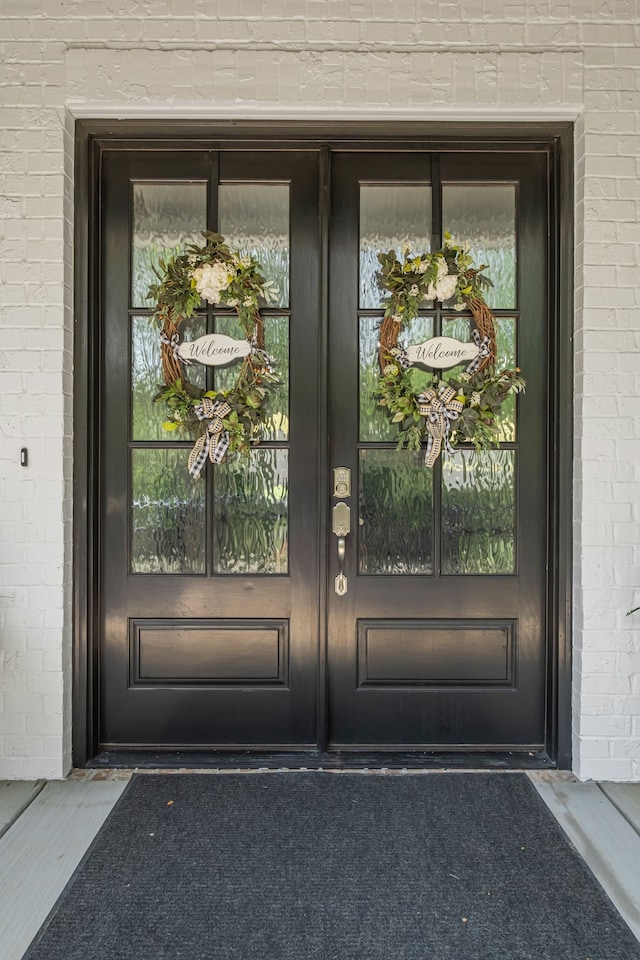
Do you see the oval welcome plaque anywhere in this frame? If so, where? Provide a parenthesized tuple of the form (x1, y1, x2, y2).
(405, 336, 479, 370)
(177, 333, 252, 367)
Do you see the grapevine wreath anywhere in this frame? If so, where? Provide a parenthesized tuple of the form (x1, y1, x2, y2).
(376, 234, 525, 466)
(147, 232, 280, 479)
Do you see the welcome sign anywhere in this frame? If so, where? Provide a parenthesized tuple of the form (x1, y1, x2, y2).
(177, 333, 252, 366)
(405, 336, 479, 370)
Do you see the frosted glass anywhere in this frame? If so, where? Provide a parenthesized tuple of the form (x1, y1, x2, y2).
(214, 449, 289, 574)
(218, 184, 289, 308)
(131, 315, 205, 441)
(360, 185, 432, 309)
(214, 315, 289, 442)
(442, 315, 517, 441)
(132, 182, 207, 308)
(442, 184, 516, 310)
(131, 449, 206, 574)
(441, 450, 515, 575)
(359, 449, 433, 575)
(359, 315, 435, 442)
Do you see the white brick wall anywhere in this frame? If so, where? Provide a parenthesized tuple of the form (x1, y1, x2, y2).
(0, 1, 638, 780)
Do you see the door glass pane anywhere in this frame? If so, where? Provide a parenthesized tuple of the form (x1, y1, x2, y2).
(132, 182, 207, 308)
(359, 449, 433, 574)
(131, 315, 206, 441)
(213, 449, 289, 574)
(360, 315, 434, 442)
(131, 449, 206, 574)
(215, 314, 289, 442)
(442, 314, 517, 442)
(360, 185, 432, 308)
(442, 184, 516, 310)
(218, 184, 290, 308)
(441, 450, 515, 575)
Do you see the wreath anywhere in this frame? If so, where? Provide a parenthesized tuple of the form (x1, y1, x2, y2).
(376, 233, 525, 466)
(147, 232, 280, 479)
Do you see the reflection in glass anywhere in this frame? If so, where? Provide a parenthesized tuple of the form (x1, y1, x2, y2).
(214, 449, 288, 574)
(219, 184, 290, 308)
(132, 315, 206, 441)
(131, 449, 206, 574)
(359, 449, 433, 574)
(442, 315, 517, 441)
(360, 315, 435, 442)
(360, 185, 432, 308)
(442, 184, 516, 310)
(132, 182, 207, 308)
(441, 450, 515, 575)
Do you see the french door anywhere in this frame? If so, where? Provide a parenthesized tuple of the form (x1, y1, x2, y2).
(98, 142, 548, 753)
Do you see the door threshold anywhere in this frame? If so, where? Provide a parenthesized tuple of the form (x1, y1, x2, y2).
(88, 749, 555, 771)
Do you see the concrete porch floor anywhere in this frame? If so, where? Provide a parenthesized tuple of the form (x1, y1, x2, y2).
(0, 770, 638, 959)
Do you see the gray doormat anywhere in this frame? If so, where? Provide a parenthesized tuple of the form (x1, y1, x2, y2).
(25, 772, 640, 960)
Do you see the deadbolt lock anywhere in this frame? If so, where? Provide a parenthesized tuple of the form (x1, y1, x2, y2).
(333, 466, 351, 498)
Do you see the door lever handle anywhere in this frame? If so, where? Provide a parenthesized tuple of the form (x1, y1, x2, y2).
(335, 536, 347, 596)
(333, 503, 350, 596)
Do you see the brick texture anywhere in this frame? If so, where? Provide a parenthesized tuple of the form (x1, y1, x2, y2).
(0, 2, 638, 780)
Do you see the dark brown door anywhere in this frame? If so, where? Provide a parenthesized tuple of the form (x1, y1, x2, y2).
(327, 152, 547, 748)
(98, 143, 548, 753)
(100, 150, 322, 748)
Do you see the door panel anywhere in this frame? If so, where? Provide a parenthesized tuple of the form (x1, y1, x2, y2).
(327, 152, 547, 748)
(100, 150, 320, 748)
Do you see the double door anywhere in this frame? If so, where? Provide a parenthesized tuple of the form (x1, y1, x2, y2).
(99, 144, 548, 753)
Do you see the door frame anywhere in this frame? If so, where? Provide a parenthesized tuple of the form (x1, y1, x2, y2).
(73, 120, 574, 768)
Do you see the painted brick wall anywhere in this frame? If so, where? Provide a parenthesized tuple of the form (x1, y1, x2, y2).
(0, 1, 638, 780)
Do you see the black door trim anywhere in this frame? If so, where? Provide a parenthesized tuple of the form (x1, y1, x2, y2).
(73, 120, 573, 768)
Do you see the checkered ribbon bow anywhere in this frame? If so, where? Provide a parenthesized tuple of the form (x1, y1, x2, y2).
(465, 329, 491, 375)
(389, 346, 412, 370)
(417, 383, 464, 467)
(250, 345, 276, 373)
(160, 330, 189, 364)
(187, 397, 232, 479)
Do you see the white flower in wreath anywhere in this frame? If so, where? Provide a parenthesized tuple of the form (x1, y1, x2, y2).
(435, 255, 449, 280)
(434, 274, 458, 302)
(417, 259, 428, 274)
(409, 284, 420, 296)
(192, 260, 232, 304)
(425, 283, 437, 300)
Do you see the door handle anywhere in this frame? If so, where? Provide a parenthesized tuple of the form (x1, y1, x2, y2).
(333, 502, 350, 596)
(335, 536, 347, 596)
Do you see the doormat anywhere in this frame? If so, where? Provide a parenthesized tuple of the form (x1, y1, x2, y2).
(25, 773, 640, 960)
